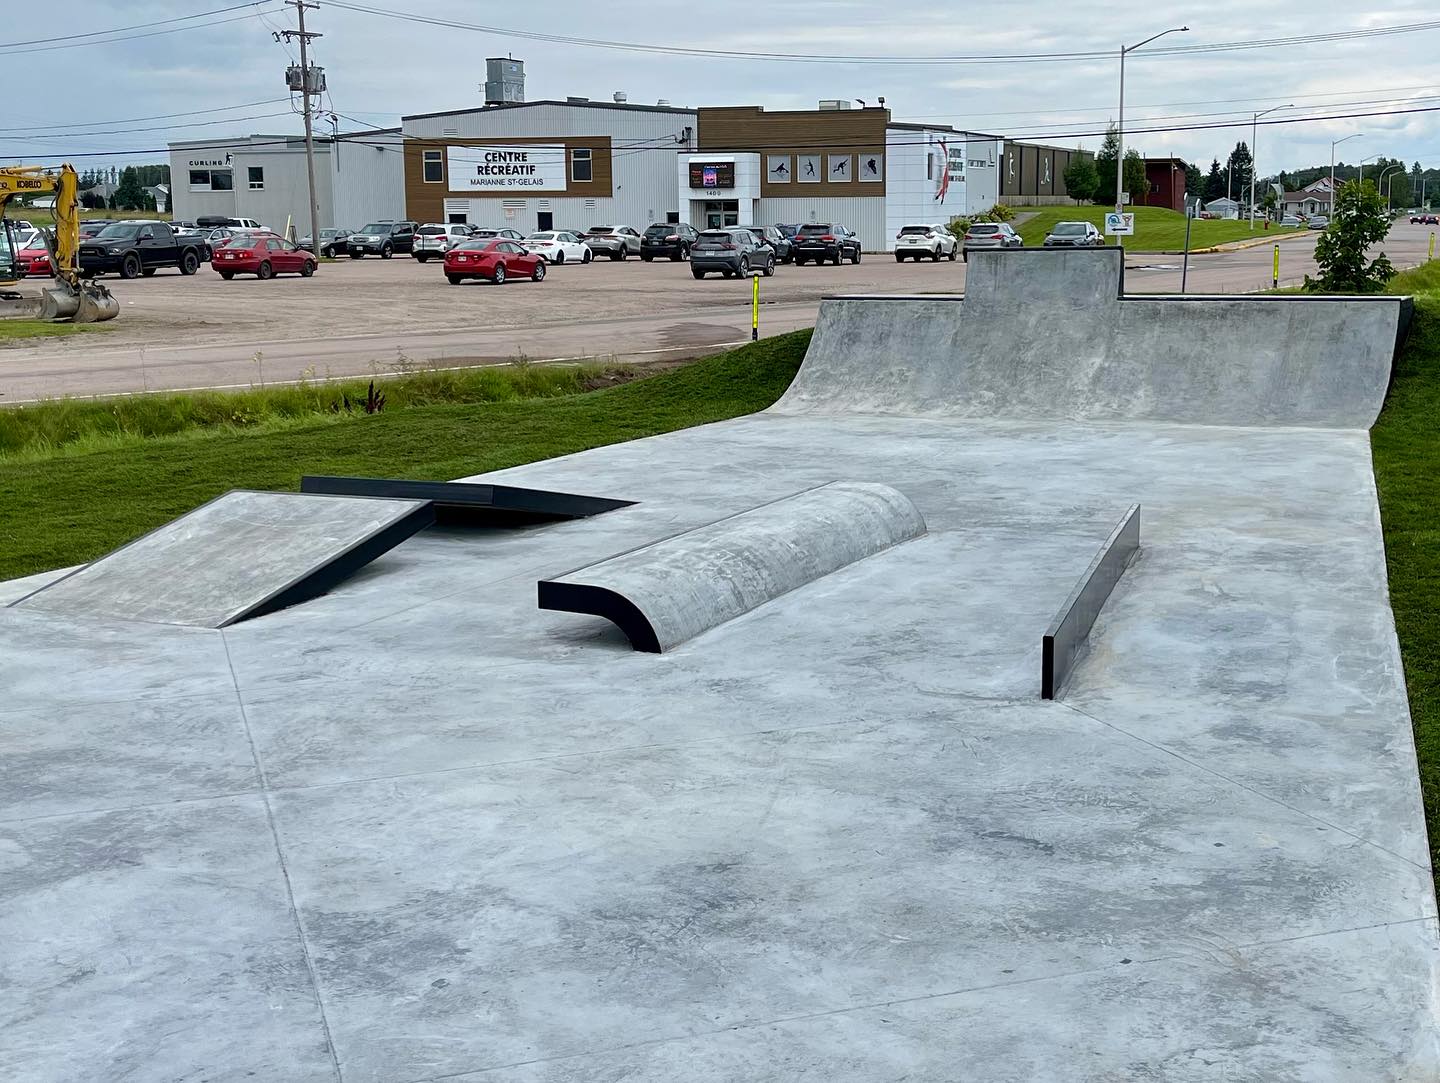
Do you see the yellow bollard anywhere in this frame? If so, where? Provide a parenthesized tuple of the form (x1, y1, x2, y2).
(1273, 245, 1280, 289)
(1431, 231, 1436, 261)
(752, 273, 759, 342)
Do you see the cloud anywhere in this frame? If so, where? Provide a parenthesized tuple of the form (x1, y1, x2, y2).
(0, 0, 1435, 178)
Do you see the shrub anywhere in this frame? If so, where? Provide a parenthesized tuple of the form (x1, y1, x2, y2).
(1305, 180, 1396, 293)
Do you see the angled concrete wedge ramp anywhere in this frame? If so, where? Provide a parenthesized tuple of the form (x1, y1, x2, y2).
(539, 481, 926, 652)
(9, 490, 434, 628)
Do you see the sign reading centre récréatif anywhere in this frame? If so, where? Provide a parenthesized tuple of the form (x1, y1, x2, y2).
(446, 145, 568, 192)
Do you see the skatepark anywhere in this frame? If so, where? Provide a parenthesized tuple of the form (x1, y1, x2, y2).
(1, 248, 1433, 1080)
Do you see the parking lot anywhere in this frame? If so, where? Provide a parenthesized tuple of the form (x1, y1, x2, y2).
(1, 222, 1435, 401)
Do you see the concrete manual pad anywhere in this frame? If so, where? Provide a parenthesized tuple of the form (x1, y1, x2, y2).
(0, 250, 1433, 1080)
(9, 489, 434, 627)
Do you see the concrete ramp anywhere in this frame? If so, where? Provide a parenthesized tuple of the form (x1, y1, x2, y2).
(774, 248, 1411, 428)
(10, 490, 433, 628)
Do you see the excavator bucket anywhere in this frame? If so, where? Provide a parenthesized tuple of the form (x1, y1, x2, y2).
(38, 281, 119, 323)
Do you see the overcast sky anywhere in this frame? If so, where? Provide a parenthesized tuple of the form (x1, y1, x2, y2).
(3, 0, 1438, 184)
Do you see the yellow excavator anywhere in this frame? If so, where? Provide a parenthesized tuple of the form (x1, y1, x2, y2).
(1, 163, 119, 322)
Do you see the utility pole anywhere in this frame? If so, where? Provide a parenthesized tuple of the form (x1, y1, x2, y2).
(280, 1, 322, 265)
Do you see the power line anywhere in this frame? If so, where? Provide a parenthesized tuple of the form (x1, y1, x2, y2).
(8, 101, 1439, 163)
(0, 7, 281, 56)
(0, 113, 296, 142)
(0, 1, 275, 47)
(0, 99, 292, 134)
(323, 3, 1440, 65)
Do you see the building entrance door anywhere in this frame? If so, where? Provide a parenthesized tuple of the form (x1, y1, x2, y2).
(703, 200, 739, 229)
(537, 211, 554, 231)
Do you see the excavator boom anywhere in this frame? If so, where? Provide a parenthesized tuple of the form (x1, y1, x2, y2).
(1, 163, 119, 323)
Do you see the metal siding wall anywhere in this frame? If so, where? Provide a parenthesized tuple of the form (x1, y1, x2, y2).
(758, 196, 886, 250)
(169, 140, 333, 232)
(403, 104, 694, 230)
(331, 134, 407, 227)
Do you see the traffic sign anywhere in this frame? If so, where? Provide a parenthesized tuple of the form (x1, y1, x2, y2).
(1104, 212, 1135, 236)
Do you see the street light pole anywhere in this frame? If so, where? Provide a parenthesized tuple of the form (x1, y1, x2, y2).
(1330, 133, 1363, 212)
(1379, 164, 1404, 210)
(1250, 104, 1292, 229)
(1116, 26, 1190, 215)
(1359, 153, 1380, 186)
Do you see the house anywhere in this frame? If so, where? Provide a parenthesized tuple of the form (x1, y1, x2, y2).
(144, 184, 170, 213)
(1281, 190, 1331, 218)
(1204, 197, 1240, 220)
(1141, 157, 1187, 213)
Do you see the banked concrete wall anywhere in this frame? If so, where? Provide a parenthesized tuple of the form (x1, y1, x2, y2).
(773, 248, 1410, 429)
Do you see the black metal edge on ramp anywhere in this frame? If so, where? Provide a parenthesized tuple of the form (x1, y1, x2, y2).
(227, 501, 437, 626)
(1042, 504, 1141, 700)
(301, 476, 636, 527)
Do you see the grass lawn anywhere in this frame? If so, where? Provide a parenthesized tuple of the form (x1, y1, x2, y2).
(1014, 205, 1303, 251)
(0, 331, 809, 580)
(1371, 259, 1440, 883)
(0, 319, 107, 343)
(0, 362, 631, 460)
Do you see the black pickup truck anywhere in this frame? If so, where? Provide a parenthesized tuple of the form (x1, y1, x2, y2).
(78, 220, 206, 279)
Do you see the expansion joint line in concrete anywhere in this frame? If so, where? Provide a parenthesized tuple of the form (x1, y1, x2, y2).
(1057, 700, 1433, 875)
(398, 916, 1437, 1082)
(221, 631, 346, 1083)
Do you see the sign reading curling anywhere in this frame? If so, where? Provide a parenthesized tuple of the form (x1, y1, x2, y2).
(446, 144, 569, 192)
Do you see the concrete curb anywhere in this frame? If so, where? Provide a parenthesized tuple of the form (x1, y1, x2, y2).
(1161, 232, 1314, 256)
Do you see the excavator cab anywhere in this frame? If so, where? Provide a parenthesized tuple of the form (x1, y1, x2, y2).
(0, 216, 22, 291)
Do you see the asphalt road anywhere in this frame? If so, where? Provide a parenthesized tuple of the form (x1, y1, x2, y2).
(1, 222, 1434, 401)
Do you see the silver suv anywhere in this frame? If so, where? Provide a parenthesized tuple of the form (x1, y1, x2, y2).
(583, 225, 642, 260)
(413, 223, 475, 262)
(961, 222, 1023, 261)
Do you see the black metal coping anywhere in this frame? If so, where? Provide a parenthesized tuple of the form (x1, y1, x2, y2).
(1042, 504, 1141, 700)
(300, 476, 636, 527)
(238, 499, 436, 625)
(537, 580, 662, 653)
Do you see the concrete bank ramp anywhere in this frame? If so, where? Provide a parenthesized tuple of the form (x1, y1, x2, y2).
(9, 490, 434, 628)
(774, 247, 1411, 429)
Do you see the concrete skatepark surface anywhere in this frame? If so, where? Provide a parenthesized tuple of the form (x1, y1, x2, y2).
(1, 250, 1434, 1081)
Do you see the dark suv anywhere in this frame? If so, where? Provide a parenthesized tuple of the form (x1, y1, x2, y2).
(740, 225, 792, 264)
(792, 223, 861, 265)
(641, 222, 699, 261)
(690, 228, 776, 279)
(347, 220, 418, 259)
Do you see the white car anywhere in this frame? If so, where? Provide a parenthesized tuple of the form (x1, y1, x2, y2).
(894, 223, 959, 262)
(523, 231, 593, 264)
(412, 223, 475, 262)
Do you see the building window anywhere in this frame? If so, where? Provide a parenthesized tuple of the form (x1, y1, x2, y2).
(189, 168, 234, 193)
(248, 167, 265, 190)
(422, 149, 442, 183)
(571, 148, 593, 183)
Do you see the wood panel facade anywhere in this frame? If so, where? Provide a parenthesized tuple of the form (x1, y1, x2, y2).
(696, 107, 887, 197)
(403, 135, 613, 223)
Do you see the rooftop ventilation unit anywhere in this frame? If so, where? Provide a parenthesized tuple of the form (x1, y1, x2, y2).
(613, 91, 628, 103)
(484, 56, 524, 106)
(818, 99, 852, 110)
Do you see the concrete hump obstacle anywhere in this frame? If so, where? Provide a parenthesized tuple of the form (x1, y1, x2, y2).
(9, 490, 434, 628)
(1042, 504, 1141, 700)
(773, 247, 1413, 429)
(538, 481, 926, 652)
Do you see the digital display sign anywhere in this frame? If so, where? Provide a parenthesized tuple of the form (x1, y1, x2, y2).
(688, 161, 735, 189)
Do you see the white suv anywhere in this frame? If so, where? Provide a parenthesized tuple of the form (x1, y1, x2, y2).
(894, 223, 959, 262)
(413, 223, 475, 262)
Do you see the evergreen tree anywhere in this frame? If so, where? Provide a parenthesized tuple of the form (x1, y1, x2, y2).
(1203, 158, 1226, 202)
(1184, 162, 1203, 196)
(1227, 141, 1253, 196)
(1062, 154, 1099, 203)
(1092, 124, 1121, 205)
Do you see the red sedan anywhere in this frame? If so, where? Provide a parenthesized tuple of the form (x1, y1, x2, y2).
(16, 235, 52, 276)
(213, 234, 316, 280)
(444, 237, 545, 285)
